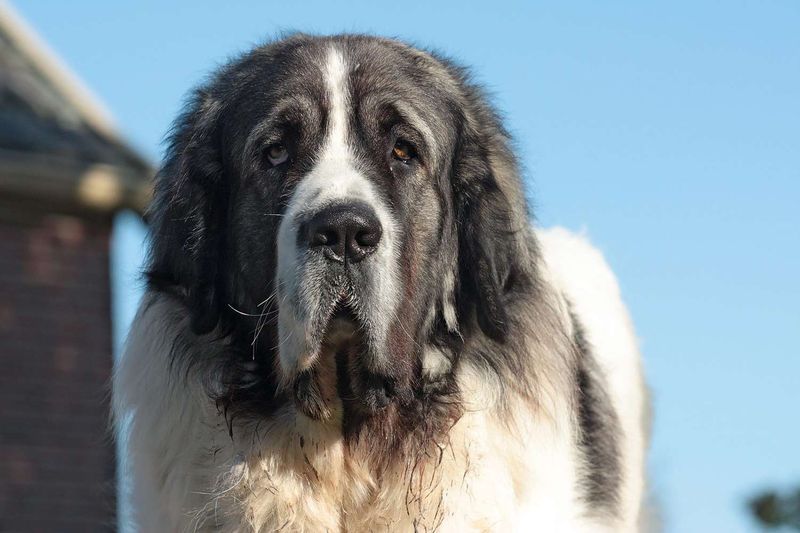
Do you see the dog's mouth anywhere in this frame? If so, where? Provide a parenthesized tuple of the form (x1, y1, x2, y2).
(292, 298, 397, 421)
(321, 301, 364, 352)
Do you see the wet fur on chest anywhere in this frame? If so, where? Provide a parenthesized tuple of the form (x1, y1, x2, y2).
(185, 367, 542, 532)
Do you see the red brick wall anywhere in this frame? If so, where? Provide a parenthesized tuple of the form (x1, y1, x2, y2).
(0, 213, 116, 532)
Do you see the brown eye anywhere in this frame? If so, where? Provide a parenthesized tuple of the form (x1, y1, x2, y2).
(266, 143, 289, 166)
(392, 140, 416, 163)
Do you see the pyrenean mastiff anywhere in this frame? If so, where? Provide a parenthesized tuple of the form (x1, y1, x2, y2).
(114, 34, 649, 532)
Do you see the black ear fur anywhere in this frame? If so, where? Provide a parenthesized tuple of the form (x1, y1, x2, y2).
(146, 92, 229, 335)
(457, 176, 520, 342)
(453, 115, 529, 343)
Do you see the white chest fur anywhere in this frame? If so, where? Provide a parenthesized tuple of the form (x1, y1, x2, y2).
(158, 382, 593, 532)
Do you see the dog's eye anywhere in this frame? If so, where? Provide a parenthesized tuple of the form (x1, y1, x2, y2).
(392, 140, 416, 163)
(266, 143, 289, 166)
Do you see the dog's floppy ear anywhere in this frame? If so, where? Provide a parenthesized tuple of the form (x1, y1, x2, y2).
(453, 113, 531, 343)
(146, 90, 229, 335)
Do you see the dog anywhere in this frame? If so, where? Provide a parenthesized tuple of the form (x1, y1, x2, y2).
(113, 34, 649, 532)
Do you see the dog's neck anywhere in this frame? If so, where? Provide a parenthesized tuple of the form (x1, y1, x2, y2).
(196, 361, 555, 532)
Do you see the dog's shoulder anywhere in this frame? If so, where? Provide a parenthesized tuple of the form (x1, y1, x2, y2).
(537, 226, 649, 530)
(537, 226, 639, 375)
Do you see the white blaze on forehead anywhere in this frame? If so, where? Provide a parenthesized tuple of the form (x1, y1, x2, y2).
(282, 46, 384, 216)
(324, 47, 349, 159)
(275, 45, 401, 377)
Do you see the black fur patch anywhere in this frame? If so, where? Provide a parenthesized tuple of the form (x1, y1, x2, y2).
(571, 310, 622, 514)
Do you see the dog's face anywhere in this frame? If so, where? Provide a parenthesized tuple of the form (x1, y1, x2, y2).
(148, 35, 531, 426)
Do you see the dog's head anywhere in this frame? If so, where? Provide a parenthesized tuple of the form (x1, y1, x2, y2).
(147, 35, 534, 425)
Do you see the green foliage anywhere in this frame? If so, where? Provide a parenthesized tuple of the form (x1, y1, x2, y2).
(749, 488, 800, 530)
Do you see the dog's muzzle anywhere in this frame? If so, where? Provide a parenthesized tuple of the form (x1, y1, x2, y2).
(281, 200, 403, 419)
(299, 201, 383, 264)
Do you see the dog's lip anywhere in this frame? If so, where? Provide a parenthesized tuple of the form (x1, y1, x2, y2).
(294, 295, 403, 418)
(292, 297, 367, 420)
(331, 299, 356, 320)
(320, 299, 362, 348)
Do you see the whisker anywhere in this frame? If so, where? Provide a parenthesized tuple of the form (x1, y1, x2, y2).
(227, 304, 263, 317)
(246, 284, 283, 359)
(257, 289, 279, 308)
(251, 306, 270, 358)
(252, 299, 281, 346)
(388, 306, 424, 352)
(251, 311, 279, 347)
(252, 309, 269, 351)
(272, 329, 295, 352)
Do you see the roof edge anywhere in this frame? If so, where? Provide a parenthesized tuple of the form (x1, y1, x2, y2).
(0, 1, 120, 141)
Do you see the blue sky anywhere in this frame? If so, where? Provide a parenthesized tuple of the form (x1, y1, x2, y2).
(16, 1, 800, 531)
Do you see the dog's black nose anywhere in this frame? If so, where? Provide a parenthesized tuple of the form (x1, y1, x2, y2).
(304, 202, 382, 263)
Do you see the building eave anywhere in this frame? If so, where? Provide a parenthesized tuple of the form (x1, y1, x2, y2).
(0, 148, 152, 214)
(0, 1, 154, 214)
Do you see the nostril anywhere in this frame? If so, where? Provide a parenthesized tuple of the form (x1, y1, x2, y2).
(311, 228, 339, 248)
(355, 228, 381, 249)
